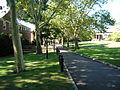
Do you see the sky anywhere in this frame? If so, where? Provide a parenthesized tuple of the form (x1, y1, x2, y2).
(0, 0, 35, 31)
(0, 0, 9, 18)
(0, 0, 120, 25)
(102, 0, 120, 22)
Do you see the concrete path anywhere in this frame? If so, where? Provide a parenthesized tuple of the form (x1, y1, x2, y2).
(58, 47, 120, 90)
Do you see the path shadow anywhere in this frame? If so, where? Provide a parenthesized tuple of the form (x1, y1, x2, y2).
(58, 47, 120, 90)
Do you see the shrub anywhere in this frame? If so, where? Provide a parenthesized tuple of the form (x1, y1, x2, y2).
(0, 34, 33, 56)
(105, 32, 120, 42)
(21, 37, 31, 48)
(0, 34, 14, 56)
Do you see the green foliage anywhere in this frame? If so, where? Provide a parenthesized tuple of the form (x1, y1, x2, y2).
(21, 37, 31, 48)
(15, 0, 114, 50)
(92, 10, 115, 32)
(0, 53, 74, 90)
(50, 0, 110, 42)
(105, 32, 120, 42)
(0, 34, 32, 56)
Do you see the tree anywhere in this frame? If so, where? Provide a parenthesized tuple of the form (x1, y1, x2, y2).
(105, 32, 120, 42)
(52, 0, 112, 50)
(16, 0, 47, 54)
(92, 10, 115, 32)
(65, 0, 109, 49)
(51, 2, 94, 49)
(7, 0, 24, 73)
(16, 0, 66, 54)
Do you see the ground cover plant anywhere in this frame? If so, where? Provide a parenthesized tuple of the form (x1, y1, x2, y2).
(0, 53, 73, 90)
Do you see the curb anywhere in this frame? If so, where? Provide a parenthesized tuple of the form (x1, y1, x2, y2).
(64, 62, 78, 90)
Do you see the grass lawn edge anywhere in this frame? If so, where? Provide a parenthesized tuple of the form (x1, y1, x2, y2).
(67, 48, 120, 71)
(79, 53, 120, 71)
(64, 62, 78, 90)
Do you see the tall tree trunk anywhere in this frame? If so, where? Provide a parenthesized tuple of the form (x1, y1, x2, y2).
(35, 22, 42, 54)
(62, 36, 64, 47)
(74, 39, 79, 50)
(67, 38, 69, 47)
(41, 32, 43, 45)
(45, 39, 48, 59)
(53, 39, 55, 52)
(10, 0, 24, 73)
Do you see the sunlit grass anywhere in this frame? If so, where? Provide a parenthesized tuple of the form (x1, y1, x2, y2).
(76, 48, 120, 67)
(67, 41, 120, 48)
(67, 41, 120, 67)
(78, 41, 120, 48)
(0, 53, 74, 90)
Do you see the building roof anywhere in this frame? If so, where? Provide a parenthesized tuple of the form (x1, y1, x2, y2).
(0, 5, 35, 31)
(18, 20, 35, 31)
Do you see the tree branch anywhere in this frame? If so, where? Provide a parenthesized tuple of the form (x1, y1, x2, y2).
(40, 0, 64, 28)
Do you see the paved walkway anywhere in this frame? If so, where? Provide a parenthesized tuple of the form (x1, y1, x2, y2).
(58, 47, 120, 90)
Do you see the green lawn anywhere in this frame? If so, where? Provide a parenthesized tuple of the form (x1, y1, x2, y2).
(67, 41, 120, 48)
(67, 41, 120, 67)
(0, 53, 74, 90)
(78, 42, 120, 48)
(78, 42, 108, 47)
(74, 42, 120, 67)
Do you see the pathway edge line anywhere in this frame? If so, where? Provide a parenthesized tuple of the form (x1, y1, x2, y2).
(64, 63, 78, 90)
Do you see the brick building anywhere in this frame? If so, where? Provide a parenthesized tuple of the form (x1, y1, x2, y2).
(0, 12, 35, 43)
(93, 22, 120, 41)
(0, 20, 35, 43)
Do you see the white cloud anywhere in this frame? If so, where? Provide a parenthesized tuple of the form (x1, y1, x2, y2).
(0, 0, 35, 31)
(0, 0, 7, 4)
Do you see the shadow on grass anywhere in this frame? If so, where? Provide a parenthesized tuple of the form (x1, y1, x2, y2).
(0, 53, 73, 90)
(76, 48, 120, 67)
(78, 43, 109, 48)
(68, 43, 109, 51)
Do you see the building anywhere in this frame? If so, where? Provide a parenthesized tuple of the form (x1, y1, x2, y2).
(18, 23, 35, 43)
(94, 22, 120, 41)
(0, 11, 35, 43)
